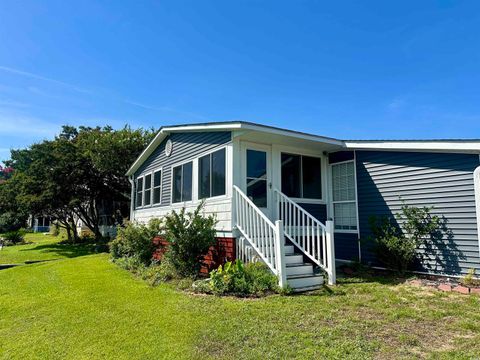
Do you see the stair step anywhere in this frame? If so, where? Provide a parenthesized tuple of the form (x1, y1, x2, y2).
(287, 274, 324, 289)
(284, 254, 304, 265)
(285, 263, 314, 276)
(291, 284, 323, 293)
(284, 245, 295, 255)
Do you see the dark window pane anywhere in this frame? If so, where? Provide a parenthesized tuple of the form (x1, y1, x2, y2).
(246, 150, 266, 179)
(281, 153, 301, 197)
(198, 154, 211, 199)
(182, 162, 192, 201)
(144, 189, 151, 205)
(153, 188, 161, 204)
(302, 156, 322, 199)
(247, 179, 267, 208)
(212, 148, 226, 196)
(145, 174, 152, 189)
(173, 166, 182, 203)
(154, 171, 161, 187)
(136, 177, 143, 207)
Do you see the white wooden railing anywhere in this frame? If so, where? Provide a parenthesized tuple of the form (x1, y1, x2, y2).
(274, 189, 336, 285)
(236, 236, 260, 264)
(233, 186, 287, 287)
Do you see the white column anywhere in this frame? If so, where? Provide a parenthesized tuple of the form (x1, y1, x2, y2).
(325, 220, 336, 285)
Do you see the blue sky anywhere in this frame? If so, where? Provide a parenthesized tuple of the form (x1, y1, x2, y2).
(1, 1, 480, 161)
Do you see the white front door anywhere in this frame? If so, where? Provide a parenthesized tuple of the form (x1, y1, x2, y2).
(241, 142, 272, 218)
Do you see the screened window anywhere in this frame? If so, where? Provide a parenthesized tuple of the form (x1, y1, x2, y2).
(136, 177, 143, 208)
(172, 162, 193, 203)
(153, 170, 162, 204)
(281, 153, 322, 199)
(331, 161, 357, 231)
(199, 148, 226, 199)
(144, 174, 152, 206)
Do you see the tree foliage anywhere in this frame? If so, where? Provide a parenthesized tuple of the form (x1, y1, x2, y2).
(0, 125, 155, 240)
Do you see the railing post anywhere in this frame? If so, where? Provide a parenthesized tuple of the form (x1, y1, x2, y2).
(274, 220, 287, 288)
(325, 220, 336, 285)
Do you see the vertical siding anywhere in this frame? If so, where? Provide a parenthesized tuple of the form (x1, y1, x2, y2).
(356, 150, 480, 275)
(134, 131, 231, 207)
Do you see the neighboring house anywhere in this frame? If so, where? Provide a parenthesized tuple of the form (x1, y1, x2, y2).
(29, 215, 51, 233)
(126, 121, 480, 292)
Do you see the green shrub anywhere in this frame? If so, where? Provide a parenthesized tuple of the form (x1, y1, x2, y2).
(138, 258, 180, 286)
(370, 203, 447, 274)
(2, 229, 26, 245)
(163, 202, 217, 277)
(110, 218, 162, 265)
(461, 268, 480, 287)
(206, 260, 279, 296)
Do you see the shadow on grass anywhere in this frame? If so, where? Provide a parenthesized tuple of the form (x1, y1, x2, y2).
(18, 243, 106, 259)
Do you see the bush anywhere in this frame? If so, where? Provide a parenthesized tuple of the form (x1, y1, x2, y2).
(0, 212, 25, 233)
(204, 260, 279, 296)
(370, 203, 447, 274)
(461, 268, 480, 287)
(163, 202, 217, 277)
(110, 218, 162, 265)
(2, 229, 26, 245)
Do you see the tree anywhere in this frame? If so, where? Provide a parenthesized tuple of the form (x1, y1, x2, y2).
(2, 124, 155, 240)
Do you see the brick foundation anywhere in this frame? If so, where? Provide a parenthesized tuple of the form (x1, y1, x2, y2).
(152, 236, 236, 274)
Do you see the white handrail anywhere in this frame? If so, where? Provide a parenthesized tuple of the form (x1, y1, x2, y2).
(274, 188, 336, 284)
(233, 185, 286, 287)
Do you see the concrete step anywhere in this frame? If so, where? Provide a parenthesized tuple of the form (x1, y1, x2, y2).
(287, 274, 324, 289)
(285, 263, 314, 276)
(291, 284, 323, 293)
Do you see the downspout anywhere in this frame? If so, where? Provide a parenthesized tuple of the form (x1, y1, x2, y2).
(129, 175, 135, 222)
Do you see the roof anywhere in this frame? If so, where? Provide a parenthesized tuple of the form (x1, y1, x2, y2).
(126, 120, 480, 176)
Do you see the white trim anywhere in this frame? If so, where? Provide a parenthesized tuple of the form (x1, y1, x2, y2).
(353, 151, 361, 262)
(474, 165, 480, 259)
(152, 168, 163, 205)
(276, 148, 326, 203)
(170, 160, 194, 205)
(345, 140, 480, 153)
(330, 160, 359, 234)
(126, 122, 344, 176)
(241, 141, 273, 218)
(198, 146, 228, 200)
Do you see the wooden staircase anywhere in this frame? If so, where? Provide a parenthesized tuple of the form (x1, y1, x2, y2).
(284, 244, 324, 292)
(233, 185, 335, 293)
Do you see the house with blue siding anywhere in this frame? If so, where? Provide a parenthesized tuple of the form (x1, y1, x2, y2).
(127, 121, 480, 292)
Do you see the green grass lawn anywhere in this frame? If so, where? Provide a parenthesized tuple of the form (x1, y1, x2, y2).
(0, 233, 96, 265)
(1, 236, 480, 359)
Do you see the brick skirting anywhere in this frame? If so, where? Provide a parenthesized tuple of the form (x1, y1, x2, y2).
(152, 236, 236, 274)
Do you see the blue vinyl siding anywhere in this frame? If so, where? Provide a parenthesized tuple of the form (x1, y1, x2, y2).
(134, 131, 231, 208)
(356, 150, 480, 275)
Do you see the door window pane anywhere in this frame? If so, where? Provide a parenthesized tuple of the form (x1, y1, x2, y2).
(281, 153, 301, 198)
(247, 179, 267, 208)
(247, 149, 267, 207)
(302, 156, 322, 199)
(247, 150, 266, 179)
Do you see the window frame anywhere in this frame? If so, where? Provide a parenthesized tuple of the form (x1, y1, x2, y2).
(198, 148, 227, 200)
(280, 151, 324, 202)
(170, 160, 194, 204)
(329, 159, 359, 234)
(135, 175, 144, 209)
(152, 168, 163, 205)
